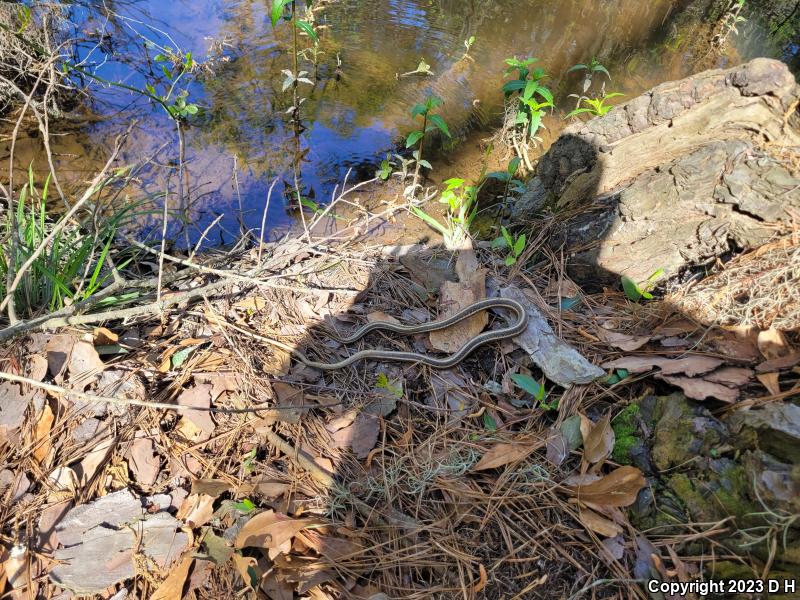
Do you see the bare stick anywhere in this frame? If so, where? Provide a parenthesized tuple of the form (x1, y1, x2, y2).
(258, 178, 279, 263)
(157, 173, 171, 304)
(0, 371, 328, 414)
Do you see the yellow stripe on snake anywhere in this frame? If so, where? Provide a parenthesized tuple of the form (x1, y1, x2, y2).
(222, 298, 528, 369)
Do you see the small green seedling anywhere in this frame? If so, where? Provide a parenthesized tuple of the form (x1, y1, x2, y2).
(376, 372, 403, 398)
(511, 373, 557, 410)
(566, 92, 624, 118)
(411, 177, 478, 249)
(242, 448, 257, 474)
(376, 154, 393, 180)
(491, 226, 526, 266)
(488, 157, 526, 198)
(567, 57, 611, 94)
(601, 368, 630, 386)
(621, 268, 665, 302)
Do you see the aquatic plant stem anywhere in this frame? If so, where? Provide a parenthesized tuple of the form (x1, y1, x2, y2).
(157, 173, 171, 304)
(412, 112, 428, 194)
(258, 178, 279, 263)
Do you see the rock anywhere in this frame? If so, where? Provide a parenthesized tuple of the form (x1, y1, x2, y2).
(648, 393, 728, 471)
(49, 489, 190, 594)
(518, 58, 800, 286)
(728, 402, 800, 464)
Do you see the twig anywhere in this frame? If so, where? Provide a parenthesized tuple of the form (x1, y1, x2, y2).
(157, 173, 171, 304)
(0, 371, 331, 415)
(258, 178, 279, 263)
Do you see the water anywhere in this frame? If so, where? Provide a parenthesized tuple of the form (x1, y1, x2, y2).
(9, 0, 792, 245)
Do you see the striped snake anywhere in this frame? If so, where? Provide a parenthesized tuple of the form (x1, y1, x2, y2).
(289, 297, 528, 370)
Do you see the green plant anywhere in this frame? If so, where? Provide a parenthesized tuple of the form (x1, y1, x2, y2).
(621, 268, 665, 302)
(376, 373, 403, 398)
(406, 95, 451, 193)
(400, 58, 433, 77)
(491, 226, 526, 266)
(0, 167, 131, 317)
(488, 157, 526, 200)
(567, 57, 611, 94)
(565, 92, 624, 118)
(375, 154, 393, 180)
(143, 50, 200, 121)
(411, 177, 478, 249)
(502, 57, 554, 145)
(461, 36, 476, 61)
(510, 374, 557, 411)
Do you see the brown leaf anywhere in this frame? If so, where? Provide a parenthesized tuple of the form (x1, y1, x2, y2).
(93, 327, 118, 346)
(578, 507, 623, 538)
(583, 413, 614, 465)
(658, 375, 739, 403)
(566, 466, 646, 507)
(472, 439, 542, 471)
(598, 330, 651, 351)
(45, 334, 76, 379)
(756, 372, 781, 396)
(350, 413, 380, 459)
(602, 355, 722, 376)
(32, 405, 54, 464)
(177, 494, 215, 528)
(127, 438, 159, 486)
(545, 429, 569, 466)
(757, 352, 800, 373)
(429, 250, 487, 353)
(191, 478, 232, 498)
(151, 553, 193, 600)
(704, 367, 753, 386)
(297, 530, 363, 561)
(271, 382, 307, 424)
(68, 340, 105, 390)
(757, 328, 792, 360)
(26, 355, 48, 382)
(237, 478, 289, 499)
(707, 325, 761, 361)
(176, 385, 214, 434)
(234, 510, 316, 549)
(366, 311, 400, 324)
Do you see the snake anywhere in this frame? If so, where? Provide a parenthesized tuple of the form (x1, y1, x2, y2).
(286, 297, 529, 370)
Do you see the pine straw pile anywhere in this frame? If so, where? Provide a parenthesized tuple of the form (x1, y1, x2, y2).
(1, 217, 796, 599)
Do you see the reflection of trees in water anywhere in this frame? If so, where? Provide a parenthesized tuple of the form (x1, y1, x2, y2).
(193, 0, 685, 171)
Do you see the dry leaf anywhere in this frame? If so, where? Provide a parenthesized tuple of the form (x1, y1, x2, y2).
(566, 466, 646, 507)
(234, 510, 316, 549)
(578, 507, 623, 538)
(177, 494, 215, 528)
(271, 382, 307, 424)
(757, 328, 791, 360)
(602, 355, 722, 376)
(176, 385, 214, 434)
(704, 367, 753, 386)
(472, 439, 542, 471)
(151, 553, 193, 600)
(231, 554, 258, 589)
(756, 372, 781, 396)
(756, 352, 800, 373)
(366, 311, 400, 324)
(33, 404, 54, 464)
(350, 413, 380, 459)
(657, 375, 739, 403)
(472, 564, 488, 594)
(191, 479, 232, 498)
(68, 340, 105, 390)
(583, 413, 614, 465)
(127, 438, 159, 486)
(598, 330, 651, 351)
(26, 354, 48, 382)
(93, 327, 118, 345)
(429, 250, 487, 353)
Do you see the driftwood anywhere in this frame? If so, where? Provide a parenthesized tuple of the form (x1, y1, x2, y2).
(518, 58, 800, 286)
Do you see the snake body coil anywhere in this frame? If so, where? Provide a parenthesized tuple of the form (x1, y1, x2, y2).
(297, 297, 528, 370)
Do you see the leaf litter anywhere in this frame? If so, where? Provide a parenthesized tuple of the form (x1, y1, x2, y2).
(1, 209, 797, 600)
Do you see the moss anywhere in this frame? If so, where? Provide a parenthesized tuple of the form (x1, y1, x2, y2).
(611, 403, 640, 465)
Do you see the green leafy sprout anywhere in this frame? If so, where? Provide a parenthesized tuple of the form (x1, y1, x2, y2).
(406, 95, 451, 194)
(491, 226, 527, 266)
(565, 92, 624, 118)
(411, 177, 478, 250)
(503, 57, 554, 144)
(511, 373, 557, 411)
(621, 268, 665, 302)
